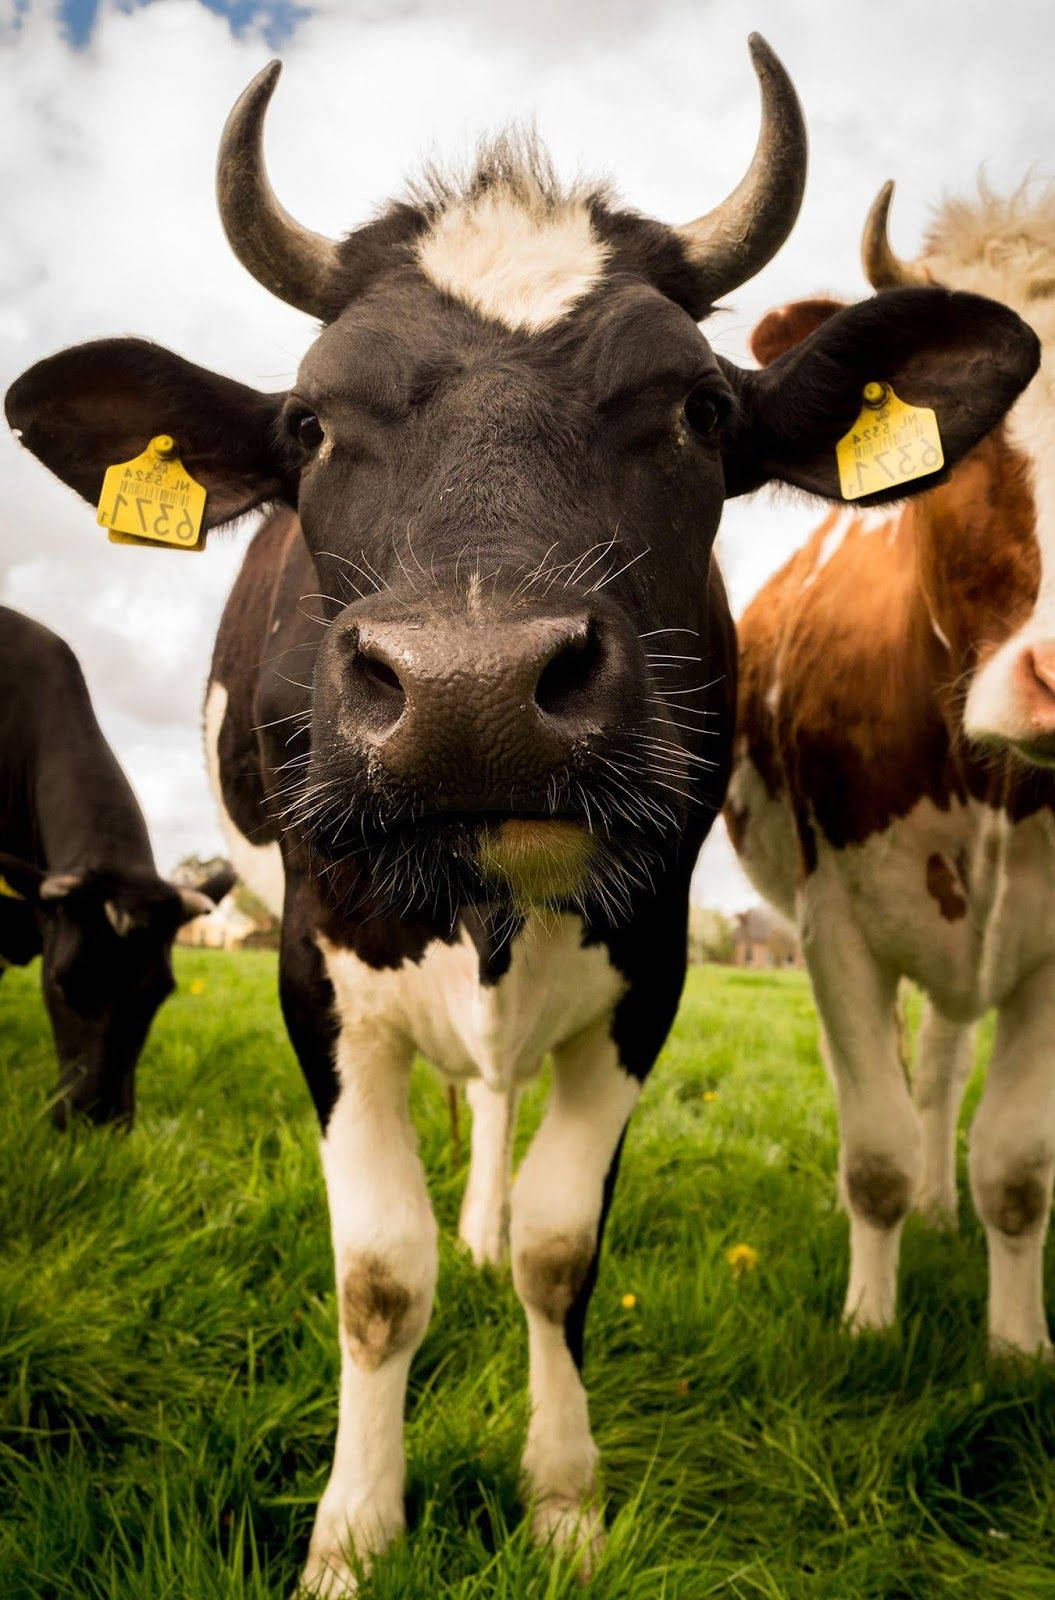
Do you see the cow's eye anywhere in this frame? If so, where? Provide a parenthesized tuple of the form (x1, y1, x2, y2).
(683, 383, 728, 444)
(289, 410, 324, 454)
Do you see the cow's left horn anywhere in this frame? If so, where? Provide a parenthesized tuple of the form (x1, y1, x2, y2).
(216, 60, 344, 320)
(676, 35, 807, 303)
(861, 180, 930, 289)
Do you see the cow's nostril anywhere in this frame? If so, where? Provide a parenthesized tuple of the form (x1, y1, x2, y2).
(346, 641, 406, 736)
(359, 651, 403, 696)
(534, 623, 604, 719)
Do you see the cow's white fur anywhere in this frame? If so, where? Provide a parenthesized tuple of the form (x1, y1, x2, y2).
(458, 1078, 519, 1266)
(417, 190, 608, 334)
(737, 771, 1055, 1350)
(303, 920, 628, 1591)
(203, 681, 285, 918)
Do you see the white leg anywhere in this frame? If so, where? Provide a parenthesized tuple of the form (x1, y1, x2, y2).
(969, 961, 1055, 1357)
(301, 1029, 438, 1598)
(510, 1016, 639, 1569)
(914, 1002, 975, 1228)
(458, 1079, 519, 1267)
(803, 889, 920, 1331)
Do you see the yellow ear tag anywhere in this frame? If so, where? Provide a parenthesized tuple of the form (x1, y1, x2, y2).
(836, 382, 944, 501)
(96, 435, 207, 551)
(0, 873, 23, 900)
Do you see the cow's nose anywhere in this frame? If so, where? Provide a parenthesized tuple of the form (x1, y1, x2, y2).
(338, 612, 630, 802)
(1015, 642, 1055, 732)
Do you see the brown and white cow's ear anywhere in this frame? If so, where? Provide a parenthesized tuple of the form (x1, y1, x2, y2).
(721, 286, 1041, 504)
(749, 297, 846, 367)
(5, 339, 291, 530)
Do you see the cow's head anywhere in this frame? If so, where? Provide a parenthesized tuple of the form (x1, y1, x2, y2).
(0, 855, 234, 1125)
(755, 180, 1055, 768)
(6, 41, 1039, 921)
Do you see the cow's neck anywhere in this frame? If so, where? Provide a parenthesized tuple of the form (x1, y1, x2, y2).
(912, 428, 1039, 704)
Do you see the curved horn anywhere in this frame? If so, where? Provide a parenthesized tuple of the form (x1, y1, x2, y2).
(677, 34, 808, 303)
(861, 180, 929, 289)
(216, 60, 344, 319)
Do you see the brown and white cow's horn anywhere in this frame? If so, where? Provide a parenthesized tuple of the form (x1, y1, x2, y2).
(861, 181, 929, 289)
(676, 34, 807, 303)
(216, 60, 344, 320)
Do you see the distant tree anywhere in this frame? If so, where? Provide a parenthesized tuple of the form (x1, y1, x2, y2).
(688, 906, 735, 964)
(171, 853, 230, 888)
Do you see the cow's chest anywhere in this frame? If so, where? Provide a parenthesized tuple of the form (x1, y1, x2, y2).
(319, 914, 626, 1091)
(823, 796, 1055, 1017)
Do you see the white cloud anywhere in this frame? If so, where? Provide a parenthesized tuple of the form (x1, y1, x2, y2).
(1, 0, 1053, 904)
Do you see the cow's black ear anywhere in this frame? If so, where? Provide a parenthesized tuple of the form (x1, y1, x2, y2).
(5, 339, 291, 529)
(0, 852, 45, 903)
(720, 287, 1040, 504)
(194, 864, 238, 906)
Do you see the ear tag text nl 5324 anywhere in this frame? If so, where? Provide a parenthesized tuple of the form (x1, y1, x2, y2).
(96, 435, 207, 551)
(836, 382, 944, 501)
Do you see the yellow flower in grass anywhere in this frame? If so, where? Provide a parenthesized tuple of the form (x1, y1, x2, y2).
(189, 978, 206, 996)
(726, 1243, 759, 1277)
(621, 1293, 638, 1310)
(703, 1090, 719, 1103)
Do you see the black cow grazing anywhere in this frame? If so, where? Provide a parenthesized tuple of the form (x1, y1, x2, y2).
(5, 38, 1040, 1596)
(0, 607, 234, 1126)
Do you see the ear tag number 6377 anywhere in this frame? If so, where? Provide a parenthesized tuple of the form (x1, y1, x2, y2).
(96, 435, 207, 552)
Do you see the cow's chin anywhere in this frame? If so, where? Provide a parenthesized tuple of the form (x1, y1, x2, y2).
(309, 807, 657, 926)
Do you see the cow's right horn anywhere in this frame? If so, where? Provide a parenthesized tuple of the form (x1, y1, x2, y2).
(861, 181, 930, 289)
(216, 60, 344, 321)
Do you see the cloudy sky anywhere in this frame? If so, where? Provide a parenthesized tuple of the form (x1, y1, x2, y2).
(2, 0, 1054, 909)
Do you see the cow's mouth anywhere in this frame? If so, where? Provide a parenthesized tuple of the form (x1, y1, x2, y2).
(477, 818, 595, 904)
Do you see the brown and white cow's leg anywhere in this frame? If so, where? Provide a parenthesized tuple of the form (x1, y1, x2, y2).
(914, 1004, 975, 1229)
(804, 891, 921, 1331)
(509, 1016, 639, 1566)
(969, 961, 1055, 1357)
(302, 1028, 438, 1597)
(458, 1079, 519, 1267)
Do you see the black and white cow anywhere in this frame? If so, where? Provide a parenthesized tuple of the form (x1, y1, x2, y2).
(5, 39, 1039, 1595)
(0, 606, 233, 1125)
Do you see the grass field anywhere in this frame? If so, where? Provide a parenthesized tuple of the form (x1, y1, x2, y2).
(2, 952, 1054, 1599)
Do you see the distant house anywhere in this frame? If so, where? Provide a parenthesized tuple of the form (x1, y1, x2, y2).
(733, 906, 802, 969)
(177, 893, 261, 951)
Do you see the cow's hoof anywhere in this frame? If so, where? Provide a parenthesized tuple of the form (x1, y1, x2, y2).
(296, 1547, 360, 1598)
(457, 1195, 509, 1268)
(531, 1497, 605, 1578)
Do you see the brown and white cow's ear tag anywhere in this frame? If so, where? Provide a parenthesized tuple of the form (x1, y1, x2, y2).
(836, 382, 944, 501)
(96, 435, 207, 551)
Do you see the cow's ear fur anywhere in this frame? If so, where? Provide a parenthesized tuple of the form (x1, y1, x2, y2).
(750, 297, 846, 367)
(721, 286, 1041, 505)
(5, 339, 290, 529)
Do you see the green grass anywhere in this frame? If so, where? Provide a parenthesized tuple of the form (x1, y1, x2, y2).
(2, 953, 1054, 1599)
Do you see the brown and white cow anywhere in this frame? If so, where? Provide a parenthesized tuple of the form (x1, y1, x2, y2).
(728, 180, 1055, 1355)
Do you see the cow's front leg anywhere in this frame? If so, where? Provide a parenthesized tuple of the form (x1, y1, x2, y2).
(803, 887, 921, 1331)
(302, 1027, 438, 1598)
(458, 1079, 519, 1266)
(969, 961, 1055, 1357)
(510, 1016, 639, 1568)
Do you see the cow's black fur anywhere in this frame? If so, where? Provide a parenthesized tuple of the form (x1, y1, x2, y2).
(0, 607, 233, 1124)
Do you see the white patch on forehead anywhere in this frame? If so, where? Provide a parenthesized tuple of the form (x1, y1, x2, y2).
(417, 191, 609, 334)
